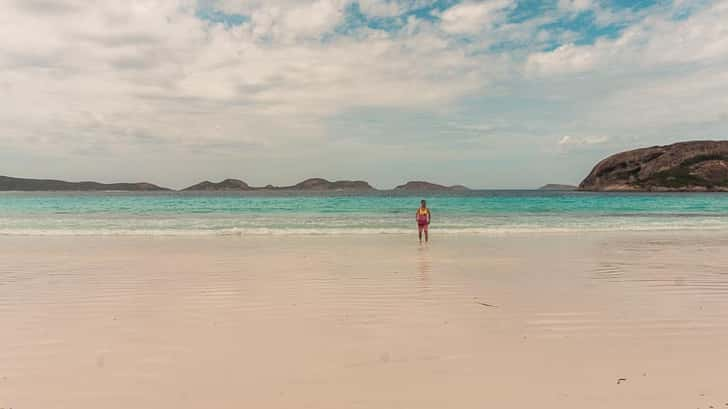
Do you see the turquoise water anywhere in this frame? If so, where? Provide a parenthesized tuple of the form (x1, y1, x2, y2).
(1, 191, 728, 235)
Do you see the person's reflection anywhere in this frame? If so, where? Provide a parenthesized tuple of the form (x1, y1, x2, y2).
(417, 245, 432, 291)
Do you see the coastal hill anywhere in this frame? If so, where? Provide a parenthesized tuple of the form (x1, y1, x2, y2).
(182, 178, 376, 192)
(284, 178, 375, 191)
(0, 175, 169, 191)
(394, 181, 470, 191)
(1, 175, 466, 192)
(579, 140, 728, 191)
(182, 179, 251, 191)
(539, 184, 577, 191)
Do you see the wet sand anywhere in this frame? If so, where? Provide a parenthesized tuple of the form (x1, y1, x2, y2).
(1, 232, 728, 409)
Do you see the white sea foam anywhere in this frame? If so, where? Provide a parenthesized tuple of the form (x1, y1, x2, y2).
(0, 224, 726, 237)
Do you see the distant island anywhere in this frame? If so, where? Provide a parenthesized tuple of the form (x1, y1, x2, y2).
(1, 175, 470, 192)
(182, 179, 252, 191)
(1, 175, 475, 192)
(272, 178, 375, 191)
(579, 140, 728, 192)
(539, 184, 577, 191)
(0, 175, 168, 192)
(394, 181, 470, 192)
(12, 140, 727, 194)
(182, 178, 375, 192)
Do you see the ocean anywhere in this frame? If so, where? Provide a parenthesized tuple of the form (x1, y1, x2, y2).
(2, 190, 728, 236)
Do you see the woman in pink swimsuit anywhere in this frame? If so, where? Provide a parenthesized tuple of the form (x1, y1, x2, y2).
(416, 199, 431, 243)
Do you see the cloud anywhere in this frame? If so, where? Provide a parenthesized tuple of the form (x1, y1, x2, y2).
(558, 135, 609, 146)
(526, 43, 602, 76)
(558, 0, 592, 12)
(358, 0, 402, 17)
(527, 0, 728, 136)
(0, 0, 726, 188)
(439, 0, 514, 34)
(252, 0, 349, 40)
(528, 0, 728, 76)
(0, 0, 501, 185)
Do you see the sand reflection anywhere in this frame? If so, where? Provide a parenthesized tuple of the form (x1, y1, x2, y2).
(416, 244, 432, 291)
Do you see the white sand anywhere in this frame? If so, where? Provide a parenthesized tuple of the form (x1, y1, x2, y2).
(1, 232, 728, 409)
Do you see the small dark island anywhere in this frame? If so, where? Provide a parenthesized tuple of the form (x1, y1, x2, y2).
(394, 181, 470, 192)
(281, 178, 376, 191)
(579, 140, 728, 192)
(182, 179, 252, 191)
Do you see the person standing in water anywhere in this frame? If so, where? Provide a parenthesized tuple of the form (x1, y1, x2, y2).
(416, 199, 431, 243)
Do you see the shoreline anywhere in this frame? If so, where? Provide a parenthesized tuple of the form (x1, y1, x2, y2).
(2, 225, 728, 237)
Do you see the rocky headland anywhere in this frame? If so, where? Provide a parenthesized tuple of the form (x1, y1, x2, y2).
(579, 141, 728, 192)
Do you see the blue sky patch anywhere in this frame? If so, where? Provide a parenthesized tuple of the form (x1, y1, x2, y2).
(336, 0, 458, 35)
(539, 9, 624, 46)
(508, 0, 557, 23)
(196, 7, 247, 27)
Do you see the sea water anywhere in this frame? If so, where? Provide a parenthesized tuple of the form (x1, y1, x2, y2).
(1, 190, 728, 235)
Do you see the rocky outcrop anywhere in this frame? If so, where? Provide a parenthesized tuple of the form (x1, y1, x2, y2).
(539, 184, 577, 191)
(182, 179, 251, 191)
(394, 181, 470, 191)
(579, 141, 728, 191)
(0, 175, 169, 191)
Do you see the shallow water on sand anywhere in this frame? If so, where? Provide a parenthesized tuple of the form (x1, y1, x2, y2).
(1, 232, 728, 409)
(3, 191, 728, 235)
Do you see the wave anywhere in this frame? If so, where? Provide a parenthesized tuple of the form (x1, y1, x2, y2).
(1, 224, 726, 236)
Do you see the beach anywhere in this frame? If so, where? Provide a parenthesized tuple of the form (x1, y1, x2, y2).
(5, 0, 727, 406)
(2, 231, 728, 409)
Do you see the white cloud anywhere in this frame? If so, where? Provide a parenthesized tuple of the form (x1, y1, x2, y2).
(527, 0, 728, 136)
(439, 0, 514, 34)
(358, 0, 401, 17)
(558, 0, 592, 12)
(558, 135, 609, 146)
(526, 43, 602, 76)
(528, 1, 728, 76)
(272, 0, 348, 40)
(0, 0, 726, 188)
(0, 0, 495, 160)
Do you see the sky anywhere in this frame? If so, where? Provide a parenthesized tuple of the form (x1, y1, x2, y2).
(1, 0, 727, 189)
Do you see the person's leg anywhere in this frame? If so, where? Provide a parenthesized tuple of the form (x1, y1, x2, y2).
(424, 224, 429, 242)
(418, 225, 423, 242)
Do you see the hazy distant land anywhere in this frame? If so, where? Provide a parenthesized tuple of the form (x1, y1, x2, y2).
(182, 178, 378, 192)
(3, 140, 728, 192)
(0, 176, 469, 193)
(538, 184, 578, 191)
(0, 176, 169, 192)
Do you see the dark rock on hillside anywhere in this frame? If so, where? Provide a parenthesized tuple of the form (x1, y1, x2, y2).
(182, 179, 251, 191)
(539, 184, 578, 191)
(394, 181, 470, 191)
(579, 141, 728, 191)
(0, 175, 169, 191)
